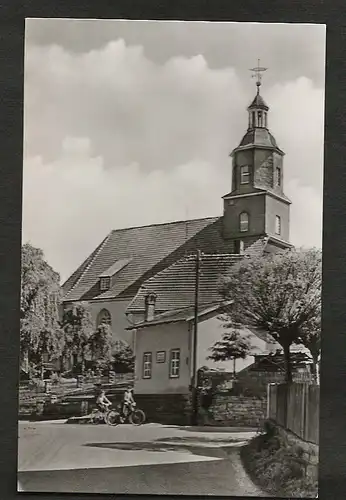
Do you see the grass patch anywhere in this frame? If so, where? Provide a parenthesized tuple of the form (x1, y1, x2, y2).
(240, 421, 318, 498)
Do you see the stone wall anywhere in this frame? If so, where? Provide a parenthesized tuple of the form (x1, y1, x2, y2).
(135, 390, 268, 428)
(135, 393, 192, 425)
(274, 422, 319, 482)
(200, 393, 267, 428)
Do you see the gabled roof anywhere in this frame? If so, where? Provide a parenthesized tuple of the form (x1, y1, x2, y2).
(127, 253, 243, 314)
(63, 217, 221, 302)
(126, 301, 233, 330)
(63, 216, 271, 303)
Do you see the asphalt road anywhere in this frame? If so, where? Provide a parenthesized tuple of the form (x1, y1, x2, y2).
(18, 421, 265, 496)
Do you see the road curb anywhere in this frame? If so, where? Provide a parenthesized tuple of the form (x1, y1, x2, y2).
(65, 416, 93, 424)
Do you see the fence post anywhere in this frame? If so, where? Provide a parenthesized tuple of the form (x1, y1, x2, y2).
(301, 383, 307, 440)
(305, 384, 310, 442)
(283, 383, 288, 428)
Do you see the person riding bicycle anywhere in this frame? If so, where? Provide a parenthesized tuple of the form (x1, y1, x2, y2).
(122, 387, 135, 418)
(96, 389, 111, 413)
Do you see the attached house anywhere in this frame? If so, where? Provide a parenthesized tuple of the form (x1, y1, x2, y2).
(126, 253, 280, 396)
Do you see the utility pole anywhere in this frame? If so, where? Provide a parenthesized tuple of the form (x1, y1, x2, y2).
(191, 249, 201, 426)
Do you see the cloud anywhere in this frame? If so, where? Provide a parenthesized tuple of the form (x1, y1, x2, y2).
(286, 178, 323, 249)
(22, 36, 325, 281)
(25, 20, 326, 87)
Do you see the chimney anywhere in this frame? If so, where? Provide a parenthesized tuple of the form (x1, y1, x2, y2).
(145, 293, 157, 322)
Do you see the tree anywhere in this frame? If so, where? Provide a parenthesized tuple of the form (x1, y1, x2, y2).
(219, 248, 322, 382)
(61, 302, 93, 374)
(298, 314, 321, 383)
(20, 244, 62, 373)
(89, 323, 113, 364)
(208, 325, 252, 376)
(112, 341, 135, 373)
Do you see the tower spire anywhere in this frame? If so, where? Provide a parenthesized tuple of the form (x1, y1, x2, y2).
(249, 59, 267, 93)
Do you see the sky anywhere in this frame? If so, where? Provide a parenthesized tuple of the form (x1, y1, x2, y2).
(22, 19, 326, 284)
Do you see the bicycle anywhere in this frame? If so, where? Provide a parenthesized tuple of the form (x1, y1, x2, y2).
(88, 404, 118, 425)
(107, 402, 146, 426)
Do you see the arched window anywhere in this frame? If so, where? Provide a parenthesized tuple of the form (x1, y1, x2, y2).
(96, 308, 112, 327)
(239, 212, 249, 233)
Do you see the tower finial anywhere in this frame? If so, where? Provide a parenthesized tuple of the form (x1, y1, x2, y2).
(249, 59, 267, 93)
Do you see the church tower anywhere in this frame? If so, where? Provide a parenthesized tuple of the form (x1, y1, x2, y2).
(222, 61, 292, 252)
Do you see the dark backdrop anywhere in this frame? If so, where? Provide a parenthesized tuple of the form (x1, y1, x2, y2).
(0, 1, 344, 499)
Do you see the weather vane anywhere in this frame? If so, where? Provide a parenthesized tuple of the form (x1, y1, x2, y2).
(249, 59, 267, 92)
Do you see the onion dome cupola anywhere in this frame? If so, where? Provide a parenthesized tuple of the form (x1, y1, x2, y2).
(232, 61, 284, 156)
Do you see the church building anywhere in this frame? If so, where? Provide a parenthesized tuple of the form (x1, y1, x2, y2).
(62, 69, 293, 395)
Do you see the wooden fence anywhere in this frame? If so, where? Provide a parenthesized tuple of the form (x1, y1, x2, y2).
(267, 383, 319, 445)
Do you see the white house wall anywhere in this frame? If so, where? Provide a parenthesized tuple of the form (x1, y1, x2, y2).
(134, 322, 191, 395)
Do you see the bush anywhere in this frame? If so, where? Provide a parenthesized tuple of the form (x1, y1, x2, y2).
(241, 420, 318, 498)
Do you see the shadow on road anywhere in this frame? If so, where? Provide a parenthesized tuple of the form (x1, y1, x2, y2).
(84, 441, 183, 453)
(155, 436, 245, 444)
(164, 426, 258, 433)
(83, 437, 245, 460)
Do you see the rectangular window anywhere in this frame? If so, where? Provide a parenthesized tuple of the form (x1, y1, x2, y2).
(240, 165, 250, 184)
(276, 167, 281, 187)
(275, 215, 281, 235)
(99, 277, 111, 290)
(169, 349, 181, 378)
(142, 352, 152, 379)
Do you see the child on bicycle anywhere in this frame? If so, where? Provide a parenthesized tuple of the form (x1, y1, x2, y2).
(122, 387, 135, 418)
(96, 389, 112, 412)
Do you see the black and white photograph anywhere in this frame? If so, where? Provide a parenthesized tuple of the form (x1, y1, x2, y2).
(18, 18, 325, 497)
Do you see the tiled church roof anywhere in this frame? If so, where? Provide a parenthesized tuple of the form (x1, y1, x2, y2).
(127, 253, 243, 314)
(63, 217, 219, 302)
(63, 214, 269, 303)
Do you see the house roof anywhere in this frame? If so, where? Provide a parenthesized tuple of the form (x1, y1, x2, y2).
(126, 300, 233, 330)
(127, 253, 243, 314)
(63, 216, 221, 302)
